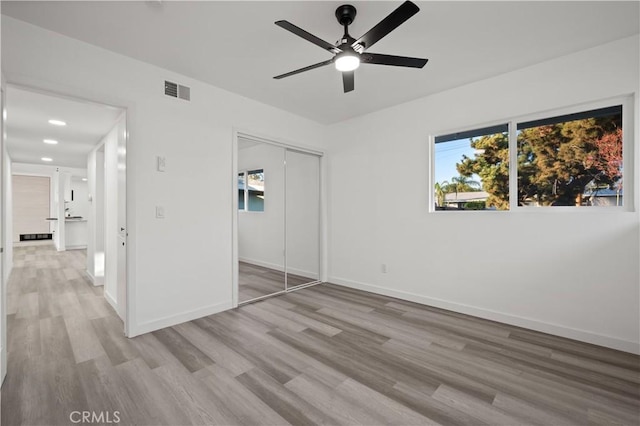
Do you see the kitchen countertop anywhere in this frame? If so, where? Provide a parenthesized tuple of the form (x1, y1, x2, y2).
(45, 217, 87, 222)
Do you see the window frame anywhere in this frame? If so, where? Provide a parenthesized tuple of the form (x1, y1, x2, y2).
(430, 95, 634, 213)
(238, 168, 265, 213)
(430, 120, 512, 213)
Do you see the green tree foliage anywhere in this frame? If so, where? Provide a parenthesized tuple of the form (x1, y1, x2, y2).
(455, 115, 622, 208)
(457, 133, 509, 210)
(434, 182, 446, 207)
(448, 175, 481, 193)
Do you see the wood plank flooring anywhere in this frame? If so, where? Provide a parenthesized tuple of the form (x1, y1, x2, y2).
(239, 262, 314, 303)
(2, 245, 639, 425)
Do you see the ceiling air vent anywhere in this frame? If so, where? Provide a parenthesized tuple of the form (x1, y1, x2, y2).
(164, 80, 190, 101)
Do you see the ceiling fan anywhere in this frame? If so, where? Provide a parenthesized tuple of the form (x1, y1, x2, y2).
(273, 1, 428, 93)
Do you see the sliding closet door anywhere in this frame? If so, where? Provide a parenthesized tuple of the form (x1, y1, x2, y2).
(285, 149, 320, 289)
(237, 139, 286, 303)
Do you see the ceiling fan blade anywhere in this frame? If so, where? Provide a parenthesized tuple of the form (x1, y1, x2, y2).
(273, 59, 334, 79)
(361, 53, 428, 68)
(275, 20, 341, 54)
(342, 71, 354, 93)
(352, 1, 419, 51)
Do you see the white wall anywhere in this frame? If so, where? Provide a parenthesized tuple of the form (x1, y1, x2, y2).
(12, 164, 85, 184)
(3, 147, 12, 283)
(52, 171, 64, 250)
(238, 141, 285, 271)
(1, 17, 327, 336)
(87, 147, 105, 285)
(327, 35, 640, 354)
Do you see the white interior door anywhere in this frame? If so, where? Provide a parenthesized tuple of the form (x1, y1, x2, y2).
(117, 117, 127, 321)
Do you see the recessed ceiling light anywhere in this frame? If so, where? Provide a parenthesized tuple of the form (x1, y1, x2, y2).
(43, 139, 59, 145)
(82, 178, 87, 181)
(48, 119, 66, 126)
(41, 157, 53, 162)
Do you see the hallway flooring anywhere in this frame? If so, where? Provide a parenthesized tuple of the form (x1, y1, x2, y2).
(1, 245, 639, 425)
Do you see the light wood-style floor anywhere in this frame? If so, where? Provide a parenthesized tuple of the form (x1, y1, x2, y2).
(2, 245, 639, 425)
(239, 262, 314, 303)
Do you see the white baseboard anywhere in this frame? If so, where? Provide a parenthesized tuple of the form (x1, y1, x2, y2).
(129, 301, 233, 337)
(66, 245, 87, 250)
(239, 257, 284, 272)
(330, 276, 640, 355)
(239, 257, 318, 280)
(86, 269, 104, 287)
(286, 266, 319, 281)
(104, 290, 118, 315)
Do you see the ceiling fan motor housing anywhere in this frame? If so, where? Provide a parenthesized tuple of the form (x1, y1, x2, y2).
(335, 5, 357, 26)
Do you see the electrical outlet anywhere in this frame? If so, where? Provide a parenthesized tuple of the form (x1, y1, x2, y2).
(381, 264, 388, 273)
(157, 156, 166, 172)
(156, 206, 165, 219)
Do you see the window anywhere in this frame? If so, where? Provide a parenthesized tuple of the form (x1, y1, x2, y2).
(517, 105, 623, 207)
(434, 124, 509, 211)
(433, 101, 627, 211)
(238, 173, 246, 210)
(238, 169, 264, 212)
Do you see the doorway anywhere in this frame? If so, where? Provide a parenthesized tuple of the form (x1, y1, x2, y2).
(1, 85, 128, 334)
(235, 133, 323, 305)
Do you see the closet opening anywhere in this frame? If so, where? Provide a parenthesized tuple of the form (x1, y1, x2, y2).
(233, 133, 323, 306)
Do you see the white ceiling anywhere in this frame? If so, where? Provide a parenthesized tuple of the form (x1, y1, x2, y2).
(2, 1, 638, 124)
(5, 86, 123, 168)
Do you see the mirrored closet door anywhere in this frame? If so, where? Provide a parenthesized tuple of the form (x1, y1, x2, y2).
(237, 139, 286, 303)
(237, 137, 322, 304)
(285, 149, 320, 289)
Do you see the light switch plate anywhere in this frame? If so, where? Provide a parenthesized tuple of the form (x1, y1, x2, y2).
(157, 156, 166, 172)
(156, 206, 165, 219)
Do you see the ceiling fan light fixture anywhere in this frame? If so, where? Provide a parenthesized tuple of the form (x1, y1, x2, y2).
(335, 53, 360, 72)
(274, 1, 427, 92)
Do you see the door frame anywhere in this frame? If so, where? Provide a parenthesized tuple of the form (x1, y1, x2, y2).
(1, 81, 7, 386)
(1, 82, 133, 337)
(231, 129, 326, 308)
